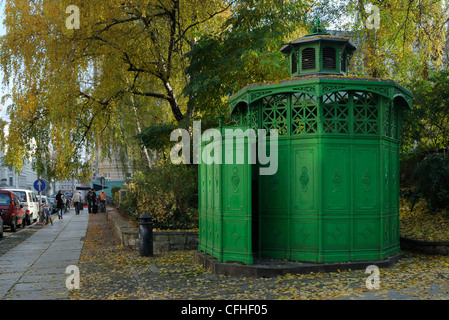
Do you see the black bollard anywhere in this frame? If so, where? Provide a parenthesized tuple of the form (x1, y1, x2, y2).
(138, 214, 154, 256)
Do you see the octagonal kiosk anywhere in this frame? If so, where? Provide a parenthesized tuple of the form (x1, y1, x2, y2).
(198, 21, 412, 264)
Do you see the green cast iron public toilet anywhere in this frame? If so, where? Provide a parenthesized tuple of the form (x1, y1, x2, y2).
(198, 19, 412, 264)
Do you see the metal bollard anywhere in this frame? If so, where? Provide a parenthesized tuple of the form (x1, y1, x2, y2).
(138, 214, 153, 256)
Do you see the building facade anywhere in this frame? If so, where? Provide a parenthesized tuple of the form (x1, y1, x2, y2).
(0, 157, 38, 190)
(93, 155, 133, 197)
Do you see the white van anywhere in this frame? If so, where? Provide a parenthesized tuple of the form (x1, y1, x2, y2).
(0, 188, 40, 224)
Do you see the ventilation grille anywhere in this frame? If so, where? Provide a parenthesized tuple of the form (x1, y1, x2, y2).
(301, 48, 315, 70)
(323, 47, 336, 69)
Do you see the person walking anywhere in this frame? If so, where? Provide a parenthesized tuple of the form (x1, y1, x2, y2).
(100, 190, 107, 213)
(65, 195, 71, 212)
(72, 191, 83, 215)
(86, 188, 97, 214)
(55, 190, 65, 219)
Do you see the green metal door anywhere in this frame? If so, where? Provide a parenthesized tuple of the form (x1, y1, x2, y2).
(198, 125, 254, 264)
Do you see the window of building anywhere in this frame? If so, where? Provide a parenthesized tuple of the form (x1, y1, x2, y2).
(323, 47, 336, 70)
(302, 48, 316, 70)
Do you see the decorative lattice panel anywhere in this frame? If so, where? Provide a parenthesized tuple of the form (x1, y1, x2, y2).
(291, 92, 318, 135)
(353, 92, 379, 135)
(389, 102, 397, 139)
(382, 100, 390, 137)
(262, 94, 288, 136)
(230, 112, 241, 126)
(244, 105, 259, 133)
(322, 91, 349, 134)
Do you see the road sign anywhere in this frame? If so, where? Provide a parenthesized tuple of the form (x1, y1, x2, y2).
(33, 179, 46, 192)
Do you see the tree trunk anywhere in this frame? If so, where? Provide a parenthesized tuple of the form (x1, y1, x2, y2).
(164, 80, 184, 122)
(131, 95, 153, 167)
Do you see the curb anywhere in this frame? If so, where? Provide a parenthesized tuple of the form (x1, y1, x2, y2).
(106, 208, 199, 253)
(105, 208, 139, 249)
(400, 237, 449, 255)
(194, 251, 404, 278)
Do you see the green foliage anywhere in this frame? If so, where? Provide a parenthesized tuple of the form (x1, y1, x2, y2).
(342, 0, 447, 81)
(135, 123, 179, 153)
(111, 186, 121, 197)
(411, 153, 449, 214)
(401, 70, 449, 158)
(110, 186, 121, 204)
(121, 161, 198, 230)
(183, 0, 313, 118)
(0, 0, 231, 177)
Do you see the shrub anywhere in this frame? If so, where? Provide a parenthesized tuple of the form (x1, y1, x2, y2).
(121, 160, 198, 230)
(111, 186, 121, 198)
(110, 186, 121, 205)
(411, 153, 449, 214)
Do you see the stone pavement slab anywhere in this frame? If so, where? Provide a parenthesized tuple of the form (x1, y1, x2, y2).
(0, 210, 89, 300)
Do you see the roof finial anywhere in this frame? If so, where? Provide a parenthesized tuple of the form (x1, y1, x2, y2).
(307, 17, 329, 36)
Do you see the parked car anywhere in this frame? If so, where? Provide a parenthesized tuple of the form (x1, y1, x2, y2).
(47, 197, 58, 215)
(0, 190, 25, 232)
(0, 188, 40, 225)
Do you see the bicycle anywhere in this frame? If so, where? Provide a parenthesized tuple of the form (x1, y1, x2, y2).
(44, 208, 53, 225)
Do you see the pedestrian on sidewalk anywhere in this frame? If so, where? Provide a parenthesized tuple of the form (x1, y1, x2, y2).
(100, 190, 107, 213)
(72, 190, 83, 215)
(86, 188, 97, 214)
(55, 190, 65, 219)
(65, 195, 70, 212)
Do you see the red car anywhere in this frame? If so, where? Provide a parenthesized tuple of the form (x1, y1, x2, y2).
(0, 190, 25, 232)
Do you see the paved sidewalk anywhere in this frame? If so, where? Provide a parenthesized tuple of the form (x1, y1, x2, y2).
(0, 210, 89, 300)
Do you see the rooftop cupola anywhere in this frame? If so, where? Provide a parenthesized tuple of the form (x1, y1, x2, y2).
(281, 18, 357, 77)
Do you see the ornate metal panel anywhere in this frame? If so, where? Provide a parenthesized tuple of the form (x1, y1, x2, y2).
(353, 218, 380, 249)
(261, 94, 289, 136)
(354, 146, 379, 212)
(292, 146, 317, 212)
(322, 91, 350, 134)
(323, 146, 349, 213)
(198, 125, 253, 264)
(353, 91, 379, 135)
(290, 218, 319, 260)
(221, 126, 253, 264)
(291, 92, 319, 135)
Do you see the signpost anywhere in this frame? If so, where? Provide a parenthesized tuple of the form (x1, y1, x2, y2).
(99, 177, 105, 191)
(34, 178, 46, 225)
(34, 179, 46, 192)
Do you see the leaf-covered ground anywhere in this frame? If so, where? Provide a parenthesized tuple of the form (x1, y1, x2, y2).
(70, 212, 449, 300)
(400, 198, 449, 242)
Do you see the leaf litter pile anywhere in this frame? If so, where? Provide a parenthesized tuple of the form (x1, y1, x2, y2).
(400, 198, 449, 242)
(70, 210, 449, 300)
